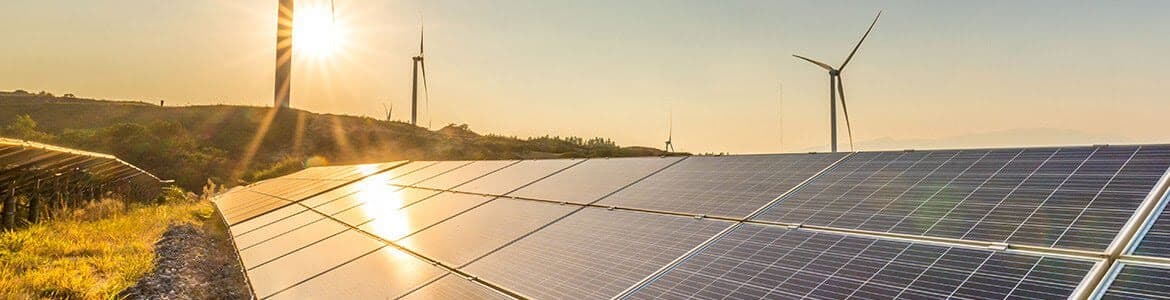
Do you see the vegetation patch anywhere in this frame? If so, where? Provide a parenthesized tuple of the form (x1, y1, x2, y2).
(0, 200, 212, 299)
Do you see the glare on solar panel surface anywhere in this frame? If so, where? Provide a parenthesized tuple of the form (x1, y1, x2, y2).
(279, 161, 404, 181)
(354, 192, 496, 241)
(266, 246, 448, 300)
(400, 274, 515, 300)
(597, 153, 846, 218)
(752, 145, 1170, 251)
(396, 198, 577, 267)
(246, 229, 386, 298)
(1099, 264, 1170, 299)
(451, 158, 581, 196)
(312, 185, 439, 216)
(389, 161, 474, 186)
(411, 160, 518, 190)
(250, 179, 351, 202)
(463, 207, 731, 299)
(508, 156, 684, 204)
(625, 223, 1094, 300)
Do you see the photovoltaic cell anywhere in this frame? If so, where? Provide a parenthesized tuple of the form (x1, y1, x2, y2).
(411, 160, 518, 190)
(355, 192, 496, 241)
(452, 159, 581, 196)
(464, 208, 730, 299)
(247, 229, 385, 298)
(397, 198, 577, 267)
(627, 224, 1094, 300)
(238, 217, 348, 267)
(267, 247, 448, 300)
(598, 153, 846, 218)
(232, 209, 326, 249)
(280, 161, 405, 181)
(219, 191, 290, 225)
(390, 161, 474, 186)
(1100, 264, 1170, 299)
(400, 274, 514, 300)
(753, 145, 1170, 251)
(228, 204, 307, 237)
(250, 179, 352, 202)
(508, 157, 683, 204)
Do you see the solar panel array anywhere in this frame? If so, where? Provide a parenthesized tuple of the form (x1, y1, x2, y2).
(213, 144, 1170, 300)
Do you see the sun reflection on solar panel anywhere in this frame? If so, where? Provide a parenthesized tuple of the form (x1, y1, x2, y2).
(350, 174, 413, 248)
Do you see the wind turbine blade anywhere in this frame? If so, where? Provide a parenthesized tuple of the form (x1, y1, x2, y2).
(837, 77, 855, 151)
(330, 0, 336, 24)
(421, 60, 431, 128)
(793, 54, 834, 71)
(419, 18, 425, 55)
(839, 11, 881, 70)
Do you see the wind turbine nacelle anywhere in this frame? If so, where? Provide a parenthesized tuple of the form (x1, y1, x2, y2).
(829, 69, 841, 76)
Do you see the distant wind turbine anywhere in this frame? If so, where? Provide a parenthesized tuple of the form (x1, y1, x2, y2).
(410, 19, 430, 128)
(664, 109, 675, 152)
(383, 102, 393, 122)
(793, 11, 881, 152)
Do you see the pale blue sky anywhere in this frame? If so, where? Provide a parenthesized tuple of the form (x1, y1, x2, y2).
(2, 1, 1169, 153)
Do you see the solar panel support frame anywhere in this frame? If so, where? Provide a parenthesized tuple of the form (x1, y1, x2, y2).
(1076, 162, 1170, 299)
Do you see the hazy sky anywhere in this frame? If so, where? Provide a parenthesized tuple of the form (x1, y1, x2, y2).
(3, 1, 1169, 154)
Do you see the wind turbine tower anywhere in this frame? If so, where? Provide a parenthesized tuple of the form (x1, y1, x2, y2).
(410, 22, 429, 126)
(664, 110, 675, 152)
(273, 0, 294, 108)
(793, 11, 881, 152)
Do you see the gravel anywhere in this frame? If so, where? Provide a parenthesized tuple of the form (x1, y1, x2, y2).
(121, 223, 251, 300)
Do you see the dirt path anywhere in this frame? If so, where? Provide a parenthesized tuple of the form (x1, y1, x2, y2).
(121, 223, 251, 299)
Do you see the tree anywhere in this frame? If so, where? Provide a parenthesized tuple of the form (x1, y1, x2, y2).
(3, 115, 55, 142)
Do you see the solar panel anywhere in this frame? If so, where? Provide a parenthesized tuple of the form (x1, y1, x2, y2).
(219, 191, 290, 225)
(228, 204, 307, 236)
(410, 160, 518, 190)
(390, 161, 474, 186)
(313, 186, 440, 216)
(396, 198, 577, 267)
(267, 247, 448, 300)
(355, 192, 496, 241)
(400, 274, 515, 300)
(238, 217, 349, 267)
(752, 145, 1170, 251)
(625, 224, 1094, 300)
(250, 179, 352, 202)
(1099, 264, 1170, 299)
(232, 209, 326, 249)
(451, 159, 581, 196)
(463, 207, 731, 299)
(508, 156, 684, 204)
(246, 229, 386, 298)
(598, 153, 845, 218)
(279, 161, 406, 181)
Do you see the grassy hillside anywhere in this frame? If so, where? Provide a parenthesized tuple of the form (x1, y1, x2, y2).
(0, 90, 678, 191)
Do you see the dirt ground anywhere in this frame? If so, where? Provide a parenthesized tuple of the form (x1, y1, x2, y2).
(120, 222, 251, 300)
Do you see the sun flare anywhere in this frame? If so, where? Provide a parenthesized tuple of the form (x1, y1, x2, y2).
(293, 4, 346, 59)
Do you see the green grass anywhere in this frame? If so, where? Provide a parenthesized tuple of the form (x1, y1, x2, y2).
(0, 200, 213, 299)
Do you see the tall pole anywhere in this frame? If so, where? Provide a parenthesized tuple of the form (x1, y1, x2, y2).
(411, 57, 421, 126)
(274, 0, 294, 108)
(829, 74, 838, 152)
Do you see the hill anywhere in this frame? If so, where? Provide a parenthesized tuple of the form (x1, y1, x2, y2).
(0, 90, 679, 191)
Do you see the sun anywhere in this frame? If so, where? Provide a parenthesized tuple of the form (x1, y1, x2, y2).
(293, 4, 346, 58)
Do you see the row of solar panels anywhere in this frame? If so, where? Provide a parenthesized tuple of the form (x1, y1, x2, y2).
(213, 144, 1170, 299)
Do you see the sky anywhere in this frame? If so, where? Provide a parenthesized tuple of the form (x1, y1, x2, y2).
(2, 0, 1169, 154)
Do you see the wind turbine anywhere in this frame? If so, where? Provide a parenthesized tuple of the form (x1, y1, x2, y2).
(382, 103, 393, 122)
(793, 11, 881, 152)
(410, 20, 430, 127)
(664, 109, 675, 152)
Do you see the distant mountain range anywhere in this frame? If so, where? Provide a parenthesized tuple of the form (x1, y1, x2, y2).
(0, 90, 674, 191)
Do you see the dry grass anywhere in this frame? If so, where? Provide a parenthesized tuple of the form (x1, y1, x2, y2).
(0, 199, 213, 299)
